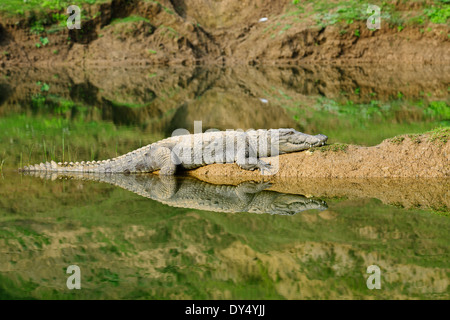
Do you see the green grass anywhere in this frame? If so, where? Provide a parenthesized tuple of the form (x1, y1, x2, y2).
(428, 127, 450, 144)
(0, 0, 109, 15)
(388, 136, 405, 145)
(311, 143, 349, 153)
(389, 127, 450, 146)
(424, 5, 450, 24)
(284, 0, 450, 29)
(0, 114, 162, 169)
(110, 15, 150, 25)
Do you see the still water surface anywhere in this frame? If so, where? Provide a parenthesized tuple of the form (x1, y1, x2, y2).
(0, 65, 448, 299)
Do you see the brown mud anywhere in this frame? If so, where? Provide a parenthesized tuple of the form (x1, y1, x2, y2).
(0, 0, 449, 67)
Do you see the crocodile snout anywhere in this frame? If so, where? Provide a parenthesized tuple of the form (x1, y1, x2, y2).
(315, 134, 328, 146)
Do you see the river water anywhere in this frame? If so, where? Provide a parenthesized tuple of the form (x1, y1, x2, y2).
(0, 65, 448, 299)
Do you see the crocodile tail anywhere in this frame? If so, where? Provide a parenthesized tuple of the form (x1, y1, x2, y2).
(19, 145, 155, 173)
(19, 160, 109, 173)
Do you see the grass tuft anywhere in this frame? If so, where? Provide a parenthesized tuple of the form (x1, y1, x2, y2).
(311, 143, 349, 153)
(428, 127, 450, 144)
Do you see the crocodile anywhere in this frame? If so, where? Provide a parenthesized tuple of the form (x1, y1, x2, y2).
(24, 171, 328, 215)
(20, 128, 328, 175)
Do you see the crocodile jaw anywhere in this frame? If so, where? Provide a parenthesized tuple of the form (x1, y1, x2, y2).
(277, 129, 328, 153)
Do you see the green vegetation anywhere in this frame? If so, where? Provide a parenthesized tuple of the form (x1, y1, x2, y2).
(35, 37, 49, 49)
(281, 0, 450, 30)
(428, 126, 450, 144)
(401, 127, 449, 145)
(408, 133, 423, 144)
(311, 143, 349, 153)
(267, 84, 449, 145)
(0, 0, 109, 15)
(428, 101, 450, 119)
(159, 25, 180, 39)
(110, 15, 150, 25)
(389, 136, 405, 145)
(0, 113, 162, 169)
(424, 4, 450, 24)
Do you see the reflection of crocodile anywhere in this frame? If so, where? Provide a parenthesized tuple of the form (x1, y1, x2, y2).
(24, 172, 328, 215)
(21, 128, 327, 175)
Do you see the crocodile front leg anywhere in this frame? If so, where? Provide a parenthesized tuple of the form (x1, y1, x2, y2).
(236, 158, 273, 175)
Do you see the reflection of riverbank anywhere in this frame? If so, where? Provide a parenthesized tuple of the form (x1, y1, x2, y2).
(0, 65, 448, 134)
(22, 172, 328, 215)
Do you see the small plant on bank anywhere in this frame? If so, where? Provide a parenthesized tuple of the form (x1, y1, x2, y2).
(311, 143, 349, 153)
(389, 136, 405, 145)
(428, 127, 450, 144)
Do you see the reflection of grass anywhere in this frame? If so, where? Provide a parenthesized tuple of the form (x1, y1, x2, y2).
(428, 101, 450, 119)
(0, 114, 162, 169)
(110, 100, 152, 109)
(286, 96, 448, 146)
(265, 85, 446, 146)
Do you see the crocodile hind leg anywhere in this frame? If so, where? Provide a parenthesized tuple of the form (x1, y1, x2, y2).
(145, 174, 177, 199)
(152, 146, 177, 175)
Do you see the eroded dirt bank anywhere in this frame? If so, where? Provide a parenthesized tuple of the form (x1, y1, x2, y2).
(187, 130, 450, 179)
(0, 0, 449, 67)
